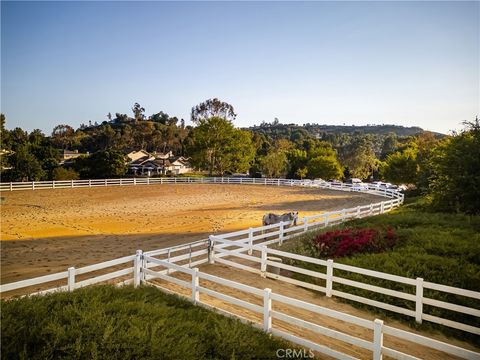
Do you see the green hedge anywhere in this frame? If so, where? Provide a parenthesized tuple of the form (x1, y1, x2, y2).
(1, 285, 306, 360)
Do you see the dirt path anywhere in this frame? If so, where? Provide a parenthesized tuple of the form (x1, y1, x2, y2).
(0, 184, 380, 283)
(150, 262, 479, 360)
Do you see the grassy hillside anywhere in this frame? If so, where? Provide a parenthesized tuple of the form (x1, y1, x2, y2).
(278, 199, 480, 342)
(1, 285, 303, 360)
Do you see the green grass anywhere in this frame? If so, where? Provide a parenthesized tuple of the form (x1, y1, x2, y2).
(1, 285, 304, 360)
(277, 199, 480, 343)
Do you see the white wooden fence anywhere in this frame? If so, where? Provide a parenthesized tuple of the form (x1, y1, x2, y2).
(2, 179, 478, 358)
(140, 254, 479, 360)
(0, 176, 404, 201)
(209, 237, 480, 336)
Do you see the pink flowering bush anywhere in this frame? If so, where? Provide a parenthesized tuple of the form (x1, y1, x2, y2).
(313, 227, 397, 258)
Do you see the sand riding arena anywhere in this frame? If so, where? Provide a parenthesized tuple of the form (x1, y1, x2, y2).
(1, 180, 380, 284)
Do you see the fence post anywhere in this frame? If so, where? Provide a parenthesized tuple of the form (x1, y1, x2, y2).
(326, 259, 334, 297)
(248, 228, 253, 255)
(373, 319, 384, 360)
(370, 204, 373, 215)
(134, 250, 143, 287)
(189, 244, 192, 267)
(141, 253, 147, 282)
(279, 221, 284, 246)
(263, 288, 272, 332)
(68, 266, 76, 292)
(415, 277, 424, 323)
(192, 268, 200, 304)
(167, 249, 171, 274)
(380, 202, 385, 213)
(147, 177, 150, 185)
(208, 235, 216, 264)
(356, 206, 360, 218)
(104, 179, 107, 186)
(32, 181, 35, 190)
(53, 181, 56, 189)
(341, 209, 346, 222)
(277, 179, 280, 186)
(10, 182, 12, 191)
(261, 247, 267, 277)
(89, 179, 92, 187)
(303, 216, 308, 232)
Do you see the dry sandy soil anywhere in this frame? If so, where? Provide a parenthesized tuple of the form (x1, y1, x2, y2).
(0, 184, 381, 284)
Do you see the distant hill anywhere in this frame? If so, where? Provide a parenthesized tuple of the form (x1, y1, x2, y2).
(247, 122, 444, 139)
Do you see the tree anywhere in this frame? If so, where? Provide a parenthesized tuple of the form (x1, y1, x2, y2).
(222, 129, 255, 174)
(260, 151, 288, 178)
(415, 132, 439, 192)
(287, 149, 308, 179)
(132, 103, 145, 123)
(9, 127, 29, 151)
(72, 151, 127, 179)
(188, 117, 254, 175)
(190, 98, 236, 124)
(381, 146, 419, 184)
(380, 133, 399, 160)
(97, 124, 119, 150)
(52, 124, 75, 150)
(4, 144, 45, 181)
(150, 111, 170, 125)
(295, 167, 308, 179)
(0, 114, 12, 150)
(307, 155, 343, 180)
(428, 119, 480, 214)
(53, 167, 80, 180)
(133, 122, 154, 150)
(342, 137, 378, 180)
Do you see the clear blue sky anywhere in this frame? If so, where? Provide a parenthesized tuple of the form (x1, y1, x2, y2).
(1, 1, 478, 134)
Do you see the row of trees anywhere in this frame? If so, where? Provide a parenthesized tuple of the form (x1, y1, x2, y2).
(1, 101, 478, 214)
(380, 120, 480, 214)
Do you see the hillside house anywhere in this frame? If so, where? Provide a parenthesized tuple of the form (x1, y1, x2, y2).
(61, 149, 88, 165)
(126, 150, 192, 176)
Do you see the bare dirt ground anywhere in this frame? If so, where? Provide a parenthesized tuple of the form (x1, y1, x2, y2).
(151, 262, 480, 360)
(0, 184, 380, 284)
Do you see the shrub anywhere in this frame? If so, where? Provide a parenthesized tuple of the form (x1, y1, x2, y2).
(1, 285, 303, 360)
(312, 227, 397, 258)
(52, 167, 80, 180)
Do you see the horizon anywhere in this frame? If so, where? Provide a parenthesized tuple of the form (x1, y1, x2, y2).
(1, 1, 479, 135)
